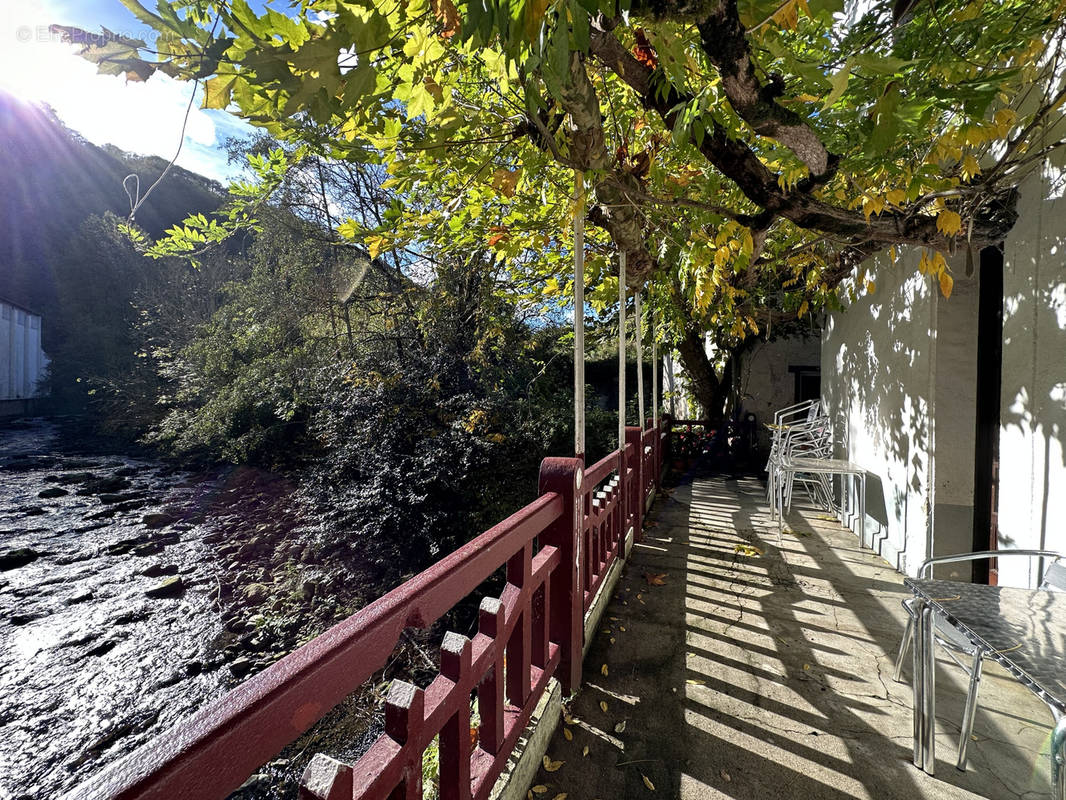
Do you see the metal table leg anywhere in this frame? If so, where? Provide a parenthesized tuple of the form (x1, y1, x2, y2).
(921, 602, 936, 774)
(912, 597, 926, 768)
(1052, 714, 1066, 799)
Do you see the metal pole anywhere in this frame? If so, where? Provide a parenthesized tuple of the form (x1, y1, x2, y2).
(573, 172, 585, 461)
(652, 306, 659, 429)
(618, 252, 626, 454)
(635, 290, 645, 430)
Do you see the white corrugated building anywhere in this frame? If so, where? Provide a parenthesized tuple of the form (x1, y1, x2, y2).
(0, 296, 49, 410)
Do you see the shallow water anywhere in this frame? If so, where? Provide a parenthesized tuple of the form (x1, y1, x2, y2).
(0, 419, 231, 799)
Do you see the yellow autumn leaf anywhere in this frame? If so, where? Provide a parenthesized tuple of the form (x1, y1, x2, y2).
(936, 209, 962, 236)
(734, 543, 763, 557)
(531, 787, 548, 795)
(563, 727, 573, 741)
(797, 300, 809, 318)
(599, 701, 608, 713)
(552, 794, 568, 800)
(491, 167, 520, 198)
(366, 234, 386, 260)
(865, 279, 876, 294)
(961, 153, 981, 180)
(642, 774, 656, 791)
(543, 756, 564, 772)
(888, 246, 897, 263)
(885, 188, 906, 206)
(940, 269, 954, 299)
(601, 664, 609, 676)
(582, 745, 590, 757)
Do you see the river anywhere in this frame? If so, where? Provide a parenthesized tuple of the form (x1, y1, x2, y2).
(0, 418, 240, 799)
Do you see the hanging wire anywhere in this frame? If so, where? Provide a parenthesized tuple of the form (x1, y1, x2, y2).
(124, 11, 222, 224)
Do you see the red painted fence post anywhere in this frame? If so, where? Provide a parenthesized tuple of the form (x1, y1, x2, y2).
(538, 456, 583, 693)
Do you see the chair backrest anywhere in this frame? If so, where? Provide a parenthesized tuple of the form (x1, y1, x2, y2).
(1039, 559, 1066, 591)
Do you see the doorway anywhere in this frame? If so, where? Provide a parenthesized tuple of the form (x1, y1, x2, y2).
(972, 247, 1003, 584)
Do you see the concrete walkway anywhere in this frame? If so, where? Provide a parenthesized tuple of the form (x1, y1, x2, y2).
(527, 476, 1056, 800)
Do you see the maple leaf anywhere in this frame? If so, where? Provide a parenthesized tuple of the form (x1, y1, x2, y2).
(633, 28, 658, 69)
(431, 0, 461, 38)
(643, 572, 667, 586)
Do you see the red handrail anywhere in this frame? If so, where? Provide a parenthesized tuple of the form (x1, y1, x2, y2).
(63, 430, 663, 800)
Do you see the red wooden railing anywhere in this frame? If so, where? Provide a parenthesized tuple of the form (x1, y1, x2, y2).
(64, 427, 663, 800)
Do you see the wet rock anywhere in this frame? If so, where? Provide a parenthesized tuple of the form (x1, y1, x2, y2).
(55, 471, 95, 485)
(132, 541, 165, 557)
(10, 612, 45, 626)
(18, 505, 47, 516)
(60, 459, 101, 470)
(85, 639, 117, 657)
(145, 576, 185, 598)
(112, 499, 150, 513)
(38, 486, 68, 499)
(107, 538, 141, 556)
(229, 657, 255, 678)
(113, 466, 138, 478)
(88, 507, 119, 520)
(111, 609, 148, 625)
(76, 476, 130, 495)
(64, 591, 94, 605)
(143, 511, 180, 529)
(185, 660, 204, 676)
(242, 583, 271, 606)
(0, 547, 39, 571)
(141, 563, 179, 578)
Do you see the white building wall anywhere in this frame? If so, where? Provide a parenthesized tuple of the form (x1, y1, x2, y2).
(822, 167, 1066, 585)
(0, 300, 48, 401)
(998, 171, 1066, 588)
(821, 252, 939, 574)
(736, 335, 820, 448)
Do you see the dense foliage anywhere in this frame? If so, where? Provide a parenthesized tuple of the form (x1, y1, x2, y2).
(63, 0, 1066, 415)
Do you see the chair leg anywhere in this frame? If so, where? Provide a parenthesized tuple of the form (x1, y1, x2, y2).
(957, 650, 985, 771)
(895, 615, 913, 682)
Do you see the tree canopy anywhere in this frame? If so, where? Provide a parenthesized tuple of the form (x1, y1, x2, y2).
(63, 0, 1066, 413)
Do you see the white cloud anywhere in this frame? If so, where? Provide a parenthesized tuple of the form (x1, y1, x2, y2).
(0, 1, 244, 183)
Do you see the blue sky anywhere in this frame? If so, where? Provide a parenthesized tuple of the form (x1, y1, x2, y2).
(0, 1, 271, 183)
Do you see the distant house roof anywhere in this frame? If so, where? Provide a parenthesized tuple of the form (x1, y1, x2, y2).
(0, 296, 42, 317)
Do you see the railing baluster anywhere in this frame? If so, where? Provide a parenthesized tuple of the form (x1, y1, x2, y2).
(385, 681, 425, 800)
(505, 543, 532, 708)
(439, 633, 472, 800)
(538, 457, 582, 692)
(476, 598, 505, 756)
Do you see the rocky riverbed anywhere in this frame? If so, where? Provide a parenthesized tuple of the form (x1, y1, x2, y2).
(0, 419, 386, 799)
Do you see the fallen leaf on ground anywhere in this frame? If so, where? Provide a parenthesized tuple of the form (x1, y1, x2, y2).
(734, 544, 763, 557)
(642, 774, 656, 791)
(610, 637, 616, 643)
(620, 626, 626, 632)
(543, 756, 564, 772)
(686, 678, 705, 685)
(643, 572, 668, 586)
(601, 664, 609, 676)
(599, 700, 608, 713)
(614, 720, 626, 733)
(552, 794, 568, 800)
(582, 745, 590, 757)
(721, 769, 731, 782)
(531, 787, 548, 795)
(563, 727, 573, 741)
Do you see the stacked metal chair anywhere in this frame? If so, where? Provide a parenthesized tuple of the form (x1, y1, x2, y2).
(765, 400, 828, 514)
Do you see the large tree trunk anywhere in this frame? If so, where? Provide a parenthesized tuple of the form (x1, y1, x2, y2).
(675, 325, 731, 420)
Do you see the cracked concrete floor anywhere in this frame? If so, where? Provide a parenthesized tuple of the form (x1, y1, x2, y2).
(526, 476, 1056, 800)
